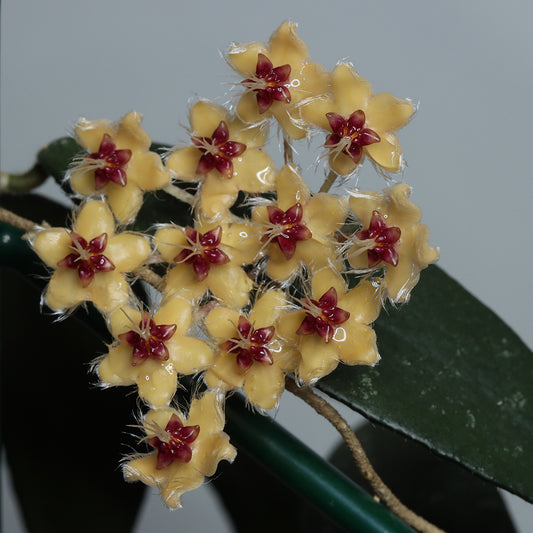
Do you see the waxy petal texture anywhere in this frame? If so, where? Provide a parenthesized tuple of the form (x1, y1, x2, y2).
(69, 112, 170, 222)
(124, 393, 236, 508)
(302, 63, 413, 175)
(348, 184, 439, 303)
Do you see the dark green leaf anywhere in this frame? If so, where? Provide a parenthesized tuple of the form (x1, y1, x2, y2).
(129, 188, 194, 234)
(0, 193, 70, 228)
(0, 269, 145, 533)
(318, 265, 533, 502)
(37, 137, 83, 190)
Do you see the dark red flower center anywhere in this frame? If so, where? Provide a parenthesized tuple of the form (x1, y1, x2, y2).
(354, 210, 401, 267)
(148, 414, 200, 469)
(174, 226, 230, 281)
(325, 110, 380, 166)
(296, 287, 350, 343)
(118, 311, 177, 366)
(81, 133, 132, 190)
(261, 203, 312, 260)
(57, 231, 115, 288)
(223, 316, 275, 373)
(241, 53, 292, 113)
(192, 121, 246, 179)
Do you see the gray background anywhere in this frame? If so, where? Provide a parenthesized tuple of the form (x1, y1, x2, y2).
(2, 0, 532, 531)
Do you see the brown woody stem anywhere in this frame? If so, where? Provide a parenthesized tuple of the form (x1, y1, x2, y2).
(285, 377, 446, 533)
(319, 170, 338, 193)
(283, 133, 294, 166)
(0, 208, 36, 232)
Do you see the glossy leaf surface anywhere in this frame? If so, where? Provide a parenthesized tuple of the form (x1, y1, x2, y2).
(318, 265, 533, 502)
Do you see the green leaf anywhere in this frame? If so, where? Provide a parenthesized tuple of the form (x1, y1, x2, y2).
(318, 265, 533, 502)
(0, 268, 145, 533)
(129, 188, 194, 234)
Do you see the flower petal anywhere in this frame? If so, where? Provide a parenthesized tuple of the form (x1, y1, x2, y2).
(205, 307, 241, 339)
(75, 118, 114, 153)
(243, 362, 285, 410)
(75, 201, 115, 239)
(276, 165, 310, 210)
(228, 42, 268, 77)
(366, 92, 414, 133)
(248, 290, 287, 327)
(32, 229, 71, 267)
(167, 336, 214, 375)
(208, 263, 252, 309)
(106, 182, 144, 224)
(328, 151, 358, 176)
(165, 265, 208, 302)
(127, 151, 170, 191)
(97, 343, 139, 385)
(89, 270, 130, 314)
(205, 352, 246, 391)
(232, 149, 276, 192)
(106, 233, 150, 272)
(364, 132, 403, 172)
(332, 63, 372, 114)
(305, 193, 346, 237)
(154, 226, 188, 263)
(115, 111, 151, 152)
(299, 335, 339, 383)
(190, 100, 228, 136)
(338, 279, 381, 324)
(155, 297, 192, 334)
(166, 146, 203, 181)
(199, 174, 240, 218)
(188, 391, 227, 436)
(137, 362, 177, 407)
(335, 320, 379, 366)
(44, 269, 89, 311)
(268, 22, 308, 72)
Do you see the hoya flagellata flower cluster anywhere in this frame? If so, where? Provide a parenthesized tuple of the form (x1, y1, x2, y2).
(28, 21, 438, 508)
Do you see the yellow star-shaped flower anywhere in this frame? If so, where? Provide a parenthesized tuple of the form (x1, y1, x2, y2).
(278, 267, 381, 383)
(30, 200, 150, 314)
(97, 297, 214, 407)
(228, 21, 329, 140)
(347, 184, 439, 303)
(123, 392, 236, 508)
(302, 63, 414, 175)
(69, 111, 170, 223)
(166, 100, 276, 218)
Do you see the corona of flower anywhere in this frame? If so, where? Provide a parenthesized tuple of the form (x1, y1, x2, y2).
(30, 201, 150, 313)
(346, 184, 439, 303)
(301, 63, 414, 175)
(69, 111, 171, 223)
(204, 290, 298, 410)
(252, 164, 346, 282)
(166, 100, 276, 217)
(227, 21, 329, 140)
(154, 215, 260, 309)
(97, 297, 214, 407)
(278, 268, 381, 383)
(124, 392, 236, 508)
